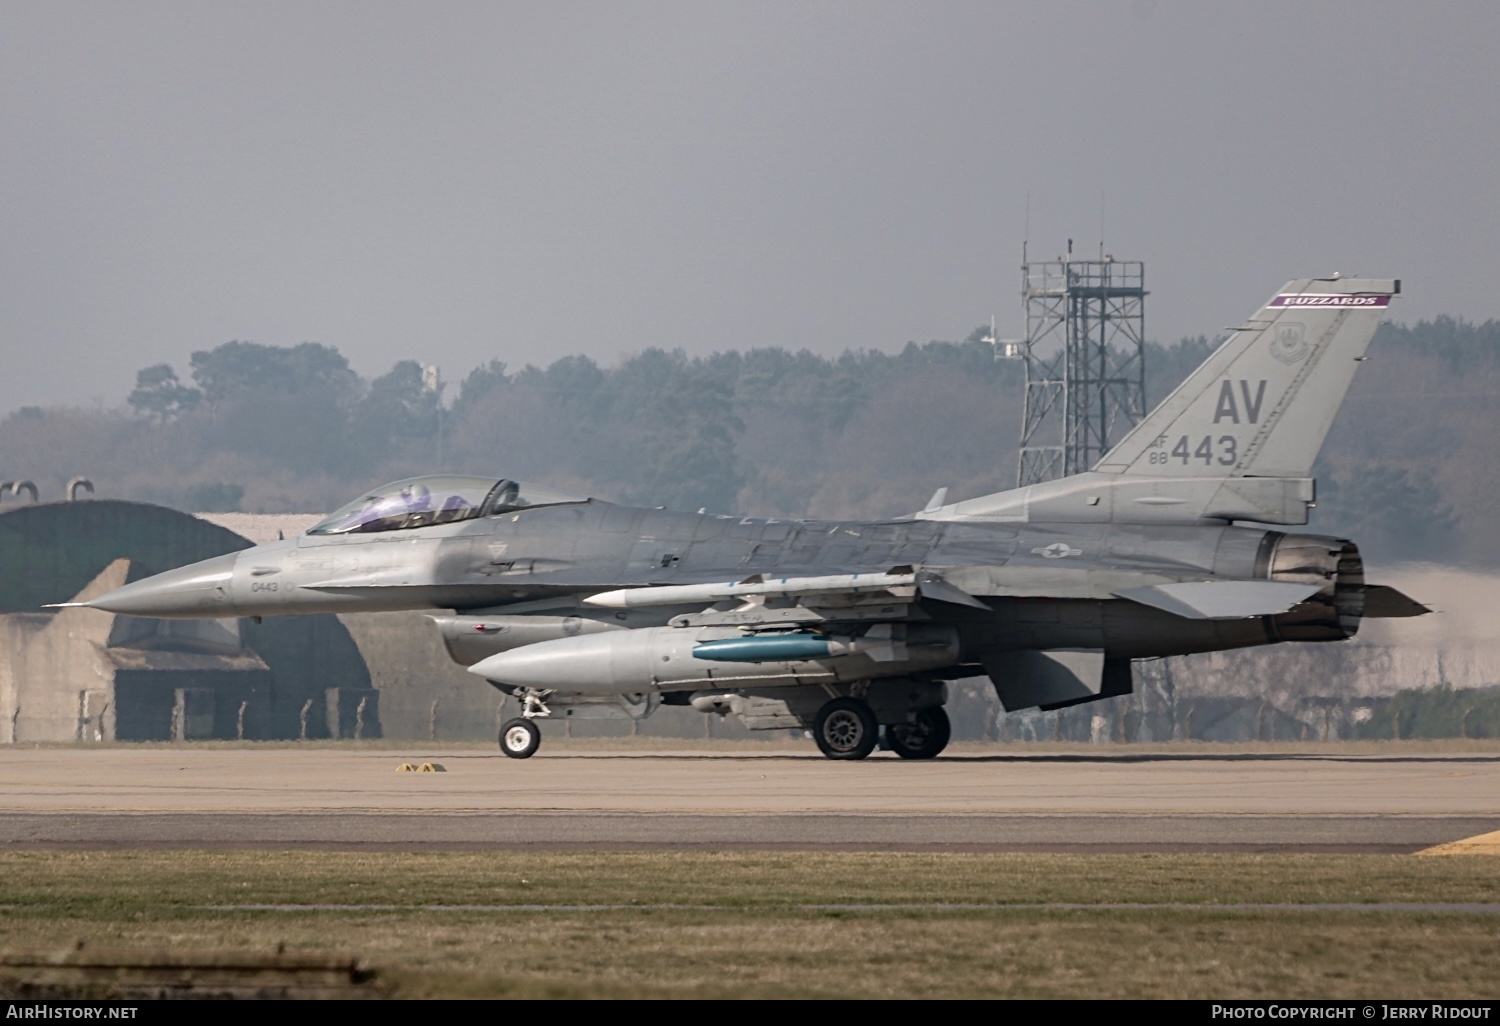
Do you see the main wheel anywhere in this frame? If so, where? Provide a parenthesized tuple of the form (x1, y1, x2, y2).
(887, 707, 951, 760)
(813, 698, 879, 761)
(499, 717, 541, 759)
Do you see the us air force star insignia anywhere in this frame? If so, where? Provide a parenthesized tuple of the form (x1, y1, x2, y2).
(1033, 543, 1082, 559)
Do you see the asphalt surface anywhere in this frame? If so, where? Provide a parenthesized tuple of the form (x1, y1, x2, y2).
(1, 746, 1496, 853)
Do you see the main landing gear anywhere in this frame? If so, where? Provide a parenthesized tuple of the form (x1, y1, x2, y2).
(886, 707, 951, 760)
(813, 698, 879, 760)
(812, 697, 952, 761)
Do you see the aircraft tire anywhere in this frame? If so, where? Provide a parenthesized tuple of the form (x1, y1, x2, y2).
(499, 718, 541, 759)
(887, 707, 951, 760)
(813, 698, 879, 761)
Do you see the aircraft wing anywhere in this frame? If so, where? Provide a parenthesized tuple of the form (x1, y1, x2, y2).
(581, 570, 990, 610)
(581, 569, 1354, 620)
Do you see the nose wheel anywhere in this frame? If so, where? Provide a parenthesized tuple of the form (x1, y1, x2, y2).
(813, 697, 878, 760)
(499, 718, 541, 759)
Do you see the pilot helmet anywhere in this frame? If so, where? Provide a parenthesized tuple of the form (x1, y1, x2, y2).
(401, 482, 432, 510)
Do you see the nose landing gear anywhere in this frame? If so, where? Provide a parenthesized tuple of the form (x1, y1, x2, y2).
(497, 689, 551, 759)
(499, 718, 541, 759)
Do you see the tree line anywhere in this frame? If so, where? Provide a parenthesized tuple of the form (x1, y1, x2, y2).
(2, 317, 1495, 566)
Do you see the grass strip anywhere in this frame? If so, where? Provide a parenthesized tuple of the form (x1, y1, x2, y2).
(0, 851, 1496, 998)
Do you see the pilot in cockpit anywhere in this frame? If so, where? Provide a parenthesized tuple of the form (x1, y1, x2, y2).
(307, 476, 585, 536)
(400, 482, 433, 523)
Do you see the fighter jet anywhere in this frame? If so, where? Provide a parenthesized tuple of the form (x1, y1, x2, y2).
(77, 276, 1429, 760)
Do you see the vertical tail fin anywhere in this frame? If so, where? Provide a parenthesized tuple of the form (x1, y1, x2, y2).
(920, 276, 1398, 525)
(1096, 276, 1397, 478)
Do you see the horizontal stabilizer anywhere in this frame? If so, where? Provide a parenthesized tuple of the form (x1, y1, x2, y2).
(1363, 585, 1432, 618)
(1113, 580, 1322, 620)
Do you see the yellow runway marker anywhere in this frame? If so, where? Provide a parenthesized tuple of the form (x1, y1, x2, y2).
(1416, 829, 1500, 855)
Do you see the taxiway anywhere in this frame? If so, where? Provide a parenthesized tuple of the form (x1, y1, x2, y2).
(0, 746, 1495, 853)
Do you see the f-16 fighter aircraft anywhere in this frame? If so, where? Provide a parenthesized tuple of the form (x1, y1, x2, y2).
(77, 276, 1429, 760)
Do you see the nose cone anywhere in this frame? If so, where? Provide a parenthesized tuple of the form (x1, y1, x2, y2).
(87, 552, 240, 618)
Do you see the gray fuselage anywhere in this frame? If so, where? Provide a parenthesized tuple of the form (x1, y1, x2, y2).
(94, 498, 1360, 674)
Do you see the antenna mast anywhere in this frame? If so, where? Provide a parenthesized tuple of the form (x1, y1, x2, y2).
(1015, 250, 1147, 485)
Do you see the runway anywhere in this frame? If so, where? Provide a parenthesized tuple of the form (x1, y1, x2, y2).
(1, 746, 1496, 853)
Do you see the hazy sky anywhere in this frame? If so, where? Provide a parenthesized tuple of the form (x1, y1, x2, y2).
(3, 1, 1497, 414)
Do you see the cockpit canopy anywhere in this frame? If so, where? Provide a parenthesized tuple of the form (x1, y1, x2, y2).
(307, 476, 586, 535)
